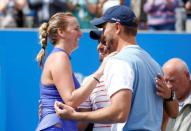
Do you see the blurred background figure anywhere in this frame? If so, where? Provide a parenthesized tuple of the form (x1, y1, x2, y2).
(185, 0, 191, 9)
(97, 0, 132, 17)
(28, 0, 73, 27)
(131, 0, 147, 30)
(175, 0, 191, 32)
(99, 0, 120, 15)
(69, 0, 98, 29)
(175, 0, 187, 32)
(183, 0, 191, 32)
(144, 0, 179, 31)
(0, 0, 27, 28)
(70, 0, 126, 29)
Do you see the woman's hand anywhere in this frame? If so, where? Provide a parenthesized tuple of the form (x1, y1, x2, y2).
(54, 101, 76, 119)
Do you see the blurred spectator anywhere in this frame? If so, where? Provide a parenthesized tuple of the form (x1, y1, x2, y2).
(28, 0, 71, 27)
(97, 0, 120, 16)
(70, 0, 98, 29)
(175, 0, 187, 32)
(185, 0, 191, 10)
(131, 0, 147, 30)
(144, 0, 179, 31)
(183, 0, 191, 32)
(0, 0, 27, 28)
(22, 2, 34, 28)
(175, 0, 191, 32)
(102, 0, 120, 14)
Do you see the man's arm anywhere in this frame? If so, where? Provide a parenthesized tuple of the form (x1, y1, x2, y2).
(77, 108, 92, 131)
(156, 75, 179, 118)
(161, 111, 170, 131)
(156, 74, 178, 131)
(163, 99, 178, 118)
(55, 89, 132, 123)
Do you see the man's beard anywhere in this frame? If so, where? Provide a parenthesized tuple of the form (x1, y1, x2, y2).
(105, 36, 118, 53)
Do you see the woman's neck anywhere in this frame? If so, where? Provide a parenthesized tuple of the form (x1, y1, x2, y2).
(54, 43, 71, 55)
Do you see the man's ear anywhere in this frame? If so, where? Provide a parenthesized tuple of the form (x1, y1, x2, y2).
(185, 70, 190, 80)
(115, 22, 121, 34)
(57, 28, 66, 39)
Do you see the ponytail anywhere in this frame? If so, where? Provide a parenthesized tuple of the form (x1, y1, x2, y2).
(36, 22, 49, 67)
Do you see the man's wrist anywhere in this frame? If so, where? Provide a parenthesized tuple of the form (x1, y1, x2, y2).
(74, 111, 87, 121)
(165, 90, 176, 101)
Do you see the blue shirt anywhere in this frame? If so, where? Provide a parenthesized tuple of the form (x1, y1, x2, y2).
(105, 45, 163, 131)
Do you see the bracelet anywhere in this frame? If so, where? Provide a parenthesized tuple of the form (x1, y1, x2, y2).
(93, 76, 100, 83)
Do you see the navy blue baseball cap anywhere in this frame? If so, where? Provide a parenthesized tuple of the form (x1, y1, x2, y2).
(91, 5, 137, 28)
(89, 30, 102, 40)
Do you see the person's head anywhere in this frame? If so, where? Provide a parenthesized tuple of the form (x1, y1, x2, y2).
(89, 30, 117, 62)
(163, 58, 191, 102)
(91, 5, 138, 50)
(36, 12, 82, 67)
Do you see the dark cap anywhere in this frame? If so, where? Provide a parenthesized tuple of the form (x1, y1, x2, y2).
(91, 5, 137, 28)
(89, 30, 102, 40)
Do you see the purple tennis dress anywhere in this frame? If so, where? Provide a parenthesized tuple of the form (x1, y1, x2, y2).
(36, 48, 80, 131)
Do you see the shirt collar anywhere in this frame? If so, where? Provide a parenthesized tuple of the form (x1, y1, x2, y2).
(179, 94, 191, 111)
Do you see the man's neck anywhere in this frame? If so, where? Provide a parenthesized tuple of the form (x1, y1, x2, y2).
(117, 36, 136, 51)
(178, 86, 191, 103)
(178, 92, 191, 111)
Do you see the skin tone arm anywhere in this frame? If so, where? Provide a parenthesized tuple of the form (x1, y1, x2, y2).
(120, 0, 124, 5)
(15, 0, 27, 10)
(0, 0, 26, 12)
(55, 89, 132, 123)
(161, 99, 178, 131)
(156, 75, 178, 131)
(49, 52, 103, 109)
(185, 0, 191, 10)
(0, 0, 8, 11)
(161, 111, 170, 131)
(155, 75, 179, 118)
(163, 99, 178, 118)
(77, 108, 92, 131)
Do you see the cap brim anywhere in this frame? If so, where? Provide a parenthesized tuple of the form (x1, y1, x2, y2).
(89, 30, 102, 40)
(90, 17, 107, 28)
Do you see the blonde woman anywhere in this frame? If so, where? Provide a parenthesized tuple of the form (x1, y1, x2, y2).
(36, 12, 104, 131)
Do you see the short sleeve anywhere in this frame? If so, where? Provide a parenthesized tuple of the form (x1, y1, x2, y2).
(104, 59, 134, 98)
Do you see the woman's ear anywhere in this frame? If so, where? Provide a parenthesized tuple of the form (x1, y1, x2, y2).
(57, 28, 66, 39)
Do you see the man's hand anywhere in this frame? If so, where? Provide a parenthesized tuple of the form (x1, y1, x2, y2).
(155, 74, 171, 99)
(54, 101, 76, 119)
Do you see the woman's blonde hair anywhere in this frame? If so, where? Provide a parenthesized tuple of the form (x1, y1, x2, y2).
(36, 12, 73, 67)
